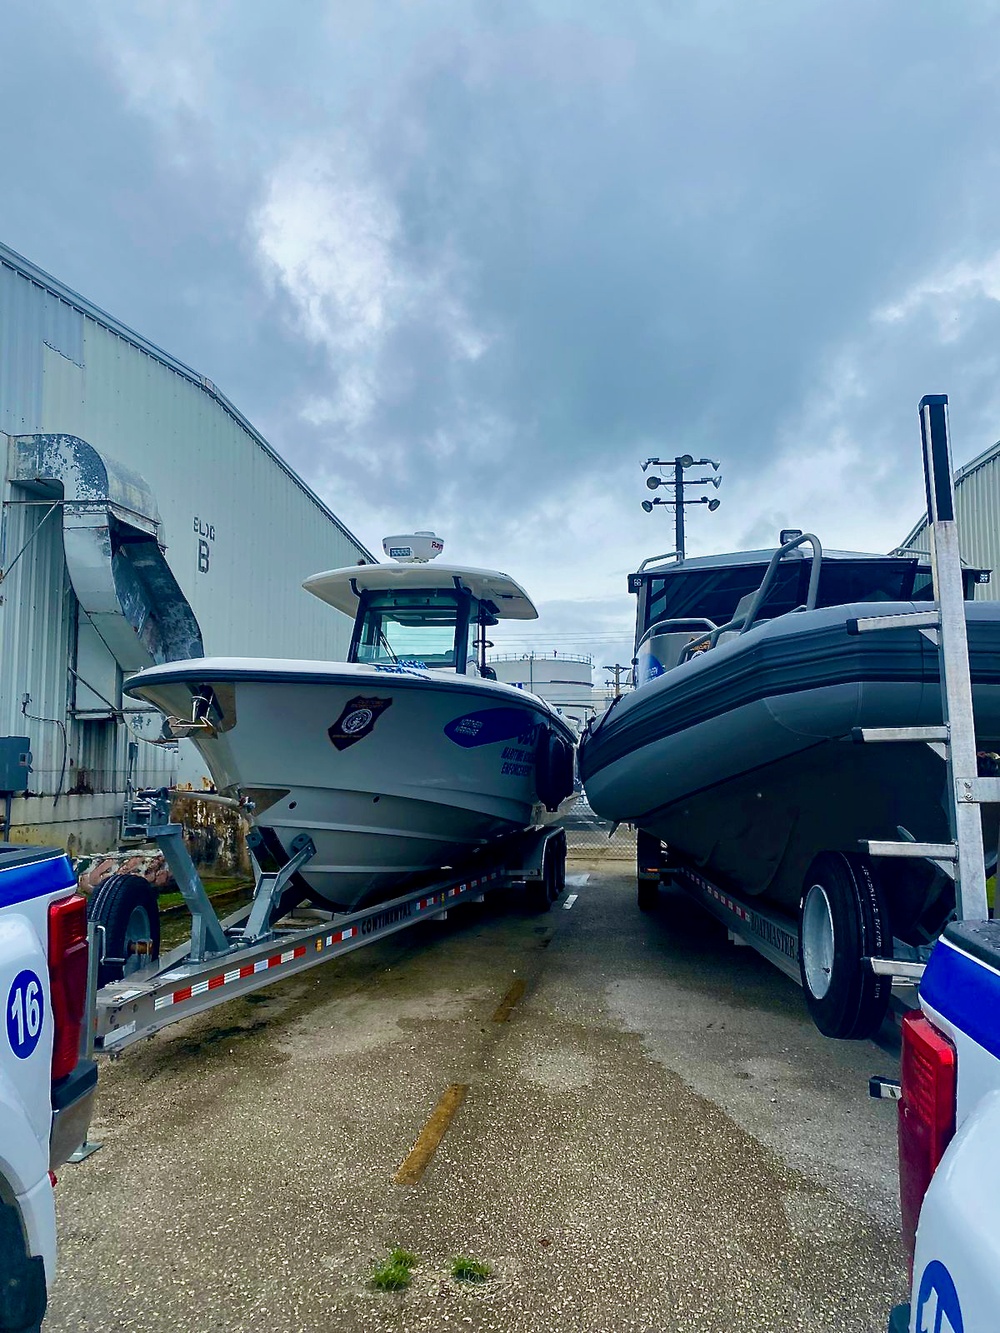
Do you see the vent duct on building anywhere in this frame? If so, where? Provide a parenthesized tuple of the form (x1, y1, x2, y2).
(11, 433, 203, 668)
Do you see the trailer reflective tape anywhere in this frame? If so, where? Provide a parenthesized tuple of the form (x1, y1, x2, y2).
(705, 884, 751, 922)
(153, 944, 309, 1009)
(320, 927, 358, 950)
(682, 869, 752, 923)
(144, 866, 508, 1015)
(103, 1021, 137, 1046)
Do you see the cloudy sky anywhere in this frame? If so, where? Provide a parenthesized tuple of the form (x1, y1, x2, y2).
(6, 1, 1000, 677)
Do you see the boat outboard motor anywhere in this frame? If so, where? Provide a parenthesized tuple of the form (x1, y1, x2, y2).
(535, 728, 576, 811)
(634, 618, 717, 686)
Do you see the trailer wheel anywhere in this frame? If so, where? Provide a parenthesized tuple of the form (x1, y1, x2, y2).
(548, 830, 567, 903)
(636, 829, 661, 912)
(525, 835, 562, 913)
(798, 852, 891, 1040)
(87, 874, 161, 987)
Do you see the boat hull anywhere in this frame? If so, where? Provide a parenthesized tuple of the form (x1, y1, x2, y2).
(580, 602, 1000, 935)
(126, 659, 575, 910)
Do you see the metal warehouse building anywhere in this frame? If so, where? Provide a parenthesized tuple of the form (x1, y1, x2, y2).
(0, 241, 370, 853)
(899, 438, 1000, 591)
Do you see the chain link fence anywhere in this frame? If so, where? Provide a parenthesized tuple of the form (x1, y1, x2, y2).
(560, 792, 637, 863)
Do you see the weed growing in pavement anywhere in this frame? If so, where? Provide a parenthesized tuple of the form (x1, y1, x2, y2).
(450, 1256, 493, 1283)
(370, 1247, 419, 1292)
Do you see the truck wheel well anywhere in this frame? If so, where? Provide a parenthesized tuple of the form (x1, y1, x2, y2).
(0, 1197, 46, 1332)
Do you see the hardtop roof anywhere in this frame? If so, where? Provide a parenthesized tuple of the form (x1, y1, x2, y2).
(302, 562, 539, 620)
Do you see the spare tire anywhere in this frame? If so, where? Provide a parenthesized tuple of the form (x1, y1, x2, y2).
(535, 729, 575, 812)
(87, 874, 161, 987)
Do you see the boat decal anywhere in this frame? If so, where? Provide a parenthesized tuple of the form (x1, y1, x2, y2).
(328, 696, 393, 751)
(445, 707, 538, 749)
(373, 663, 429, 676)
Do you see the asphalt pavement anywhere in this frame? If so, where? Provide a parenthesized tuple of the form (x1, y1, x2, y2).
(47, 863, 906, 1332)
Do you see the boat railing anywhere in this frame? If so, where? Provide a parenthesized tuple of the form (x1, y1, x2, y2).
(635, 617, 718, 651)
(636, 550, 682, 574)
(678, 532, 824, 662)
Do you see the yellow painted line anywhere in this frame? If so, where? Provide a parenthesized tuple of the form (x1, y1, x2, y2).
(491, 977, 526, 1023)
(394, 1084, 469, 1186)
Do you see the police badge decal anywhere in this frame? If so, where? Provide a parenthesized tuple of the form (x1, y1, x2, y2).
(328, 696, 393, 751)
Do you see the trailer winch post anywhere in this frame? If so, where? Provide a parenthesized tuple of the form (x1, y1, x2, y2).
(146, 790, 230, 961)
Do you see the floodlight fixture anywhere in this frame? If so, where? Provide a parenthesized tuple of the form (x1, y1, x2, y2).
(641, 499, 654, 513)
(707, 498, 721, 512)
(646, 476, 662, 490)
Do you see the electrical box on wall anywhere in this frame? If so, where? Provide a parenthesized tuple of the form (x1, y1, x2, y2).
(0, 737, 32, 794)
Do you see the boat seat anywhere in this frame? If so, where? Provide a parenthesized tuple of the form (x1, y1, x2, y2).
(635, 618, 716, 682)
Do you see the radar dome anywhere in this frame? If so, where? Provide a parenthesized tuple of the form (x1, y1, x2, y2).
(382, 532, 444, 563)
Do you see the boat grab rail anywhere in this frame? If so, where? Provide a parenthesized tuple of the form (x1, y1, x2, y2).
(676, 533, 824, 662)
(635, 617, 718, 651)
(636, 550, 682, 574)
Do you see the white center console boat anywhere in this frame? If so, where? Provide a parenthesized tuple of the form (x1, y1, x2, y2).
(125, 534, 576, 911)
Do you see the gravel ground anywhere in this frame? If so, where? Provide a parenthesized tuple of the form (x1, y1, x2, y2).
(46, 865, 906, 1332)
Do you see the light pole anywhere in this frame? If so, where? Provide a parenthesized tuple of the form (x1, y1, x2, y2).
(640, 454, 722, 561)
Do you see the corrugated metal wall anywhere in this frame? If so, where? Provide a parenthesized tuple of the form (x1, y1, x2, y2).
(0, 486, 75, 792)
(899, 441, 1000, 599)
(0, 245, 369, 846)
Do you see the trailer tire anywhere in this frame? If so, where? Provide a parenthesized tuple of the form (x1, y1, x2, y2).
(637, 830, 661, 912)
(87, 874, 161, 987)
(548, 830, 567, 902)
(798, 852, 891, 1040)
(525, 835, 564, 913)
(0, 1200, 45, 1332)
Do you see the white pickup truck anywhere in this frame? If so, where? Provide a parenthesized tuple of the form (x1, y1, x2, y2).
(886, 918, 1000, 1332)
(0, 844, 96, 1332)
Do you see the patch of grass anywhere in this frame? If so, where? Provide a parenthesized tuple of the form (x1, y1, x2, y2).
(450, 1256, 493, 1284)
(369, 1247, 419, 1292)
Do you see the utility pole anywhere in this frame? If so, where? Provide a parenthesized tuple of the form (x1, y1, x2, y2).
(604, 663, 630, 699)
(674, 456, 685, 564)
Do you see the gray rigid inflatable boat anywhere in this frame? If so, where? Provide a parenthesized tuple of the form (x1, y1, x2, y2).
(579, 537, 1000, 1037)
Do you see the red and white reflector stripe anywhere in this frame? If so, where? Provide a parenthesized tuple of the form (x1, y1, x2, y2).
(150, 866, 505, 1012)
(154, 945, 308, 1010)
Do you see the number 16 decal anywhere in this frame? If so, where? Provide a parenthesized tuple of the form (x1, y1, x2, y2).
(6, 970, 44, 1059)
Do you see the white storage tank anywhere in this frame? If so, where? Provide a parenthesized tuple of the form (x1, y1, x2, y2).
(488, 652, 596, 733)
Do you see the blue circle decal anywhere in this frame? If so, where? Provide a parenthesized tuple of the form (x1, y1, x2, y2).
(6, 969, 45, 1060)
(916, 1259, 964, 1333)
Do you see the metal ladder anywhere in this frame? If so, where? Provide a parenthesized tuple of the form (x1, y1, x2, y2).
(850, 395, 994, 982)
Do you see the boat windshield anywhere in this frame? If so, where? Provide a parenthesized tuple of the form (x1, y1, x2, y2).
(641, 558, 927, 638)
(350, 589, 473, 671)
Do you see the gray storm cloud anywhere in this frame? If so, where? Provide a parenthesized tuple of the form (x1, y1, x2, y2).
(6, 0, 1000, 668)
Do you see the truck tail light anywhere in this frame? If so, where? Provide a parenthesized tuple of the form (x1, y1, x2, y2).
(48, 894, 89, 1082)
(898, 1010, 957, 1270)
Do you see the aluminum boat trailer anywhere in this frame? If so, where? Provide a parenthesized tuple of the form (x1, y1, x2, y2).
(85, 790, 567, 1057)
